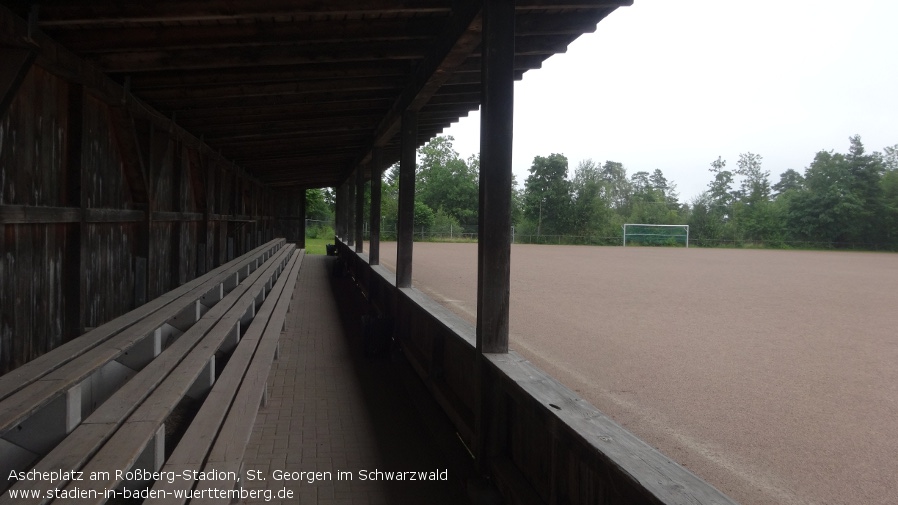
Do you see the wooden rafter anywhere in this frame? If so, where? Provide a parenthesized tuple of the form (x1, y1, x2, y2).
(0, 0, 632, 188)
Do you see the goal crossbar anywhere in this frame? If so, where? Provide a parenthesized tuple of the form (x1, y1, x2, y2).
(622, 224, 689, 248)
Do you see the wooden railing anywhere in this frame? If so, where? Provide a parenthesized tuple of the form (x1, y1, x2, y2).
(336, 239, 737, 505)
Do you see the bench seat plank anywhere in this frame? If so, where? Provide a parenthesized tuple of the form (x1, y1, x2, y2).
(0, 239, 284, 403)
(190, 251, 304, 505)
(51, 247, 296, 505)
(1, 245, 294, 503)
(0, 241, 286, 437)
(145, 250, 304, 504)
(0, 423, 116, 505)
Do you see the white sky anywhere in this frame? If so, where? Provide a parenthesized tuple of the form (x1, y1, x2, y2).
(444, 0, 898, 202)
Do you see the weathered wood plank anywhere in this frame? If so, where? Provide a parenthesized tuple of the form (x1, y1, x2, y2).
(147, 251, 303, 504)
(0, 47, 36, 119)
(1, 244, 289, 502)
(487, 352, 737, 505)
(0, 422, 117, 505)
(396, 110, 416, 288)
(49, 248, 295, 505)
(477, 0, 515, 355)
(29, 1, 451, 26)
(0, 205, 214, 224)
(0, 239, 283, 404)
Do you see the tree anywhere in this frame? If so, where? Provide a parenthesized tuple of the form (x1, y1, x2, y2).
(789, 136, 887, 246)
(306, 188, 333, 222)
(416, 136, 479, 225)
(600, 161, 631, 212)
(734, 152, 774, 242)
(511, 173, 524, 227)
(788, 150, 862, 245)
(883, 144, 898, 172)
(707, 156, 735, 216)
(844, 135, 884, 244)
(570, 159, 613, 238)
(413, 200, 435, 230)
(881, 162, 898, 248)
(735, 152, 770, 204)
(628, 169, 680, 224)
(688, 192, 724, 245)
(380, 164, 401, 236)
(772, 169, 804, 197)
(523, 153, 572, 236)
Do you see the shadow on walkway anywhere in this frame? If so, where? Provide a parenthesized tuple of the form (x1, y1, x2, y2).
(242, 254, 475, 504)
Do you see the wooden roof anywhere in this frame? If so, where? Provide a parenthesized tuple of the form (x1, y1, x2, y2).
(1, 0, 632, 188)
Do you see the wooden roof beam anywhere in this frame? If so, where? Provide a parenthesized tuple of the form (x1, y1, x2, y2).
(175, 101, 392, 126)
(204, 120, 381, 143)
(354, 0, 484, 177)
(151, 89, 398, 113)
(88, 41, 427, 73)
(51, 18, 447, 54)
(124, 62, 412, 91)
(193, 114, 384, 138)
(21, 1, 453, 26)
(515, 0, 633, 9)
(137, 76, 407, 104)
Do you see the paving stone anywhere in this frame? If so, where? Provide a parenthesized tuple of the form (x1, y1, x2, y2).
(241, 255, 470, 504)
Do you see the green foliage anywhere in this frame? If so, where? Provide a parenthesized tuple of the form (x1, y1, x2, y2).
(431, 207, 461, 233)
(358, 134, 897, 250)
(306, 224, 334, 240)
(570, 159, 613, 238)
(523, 153, 572, 235)
(772, 169, 804, 197)
(416, 137, 479, 225)
(306, 188, 334, 221)
(302, 236, 331, 255)
(413, 200, 435, 229)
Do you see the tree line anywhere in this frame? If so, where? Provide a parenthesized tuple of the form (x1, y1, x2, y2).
(309, 134, 898, 250)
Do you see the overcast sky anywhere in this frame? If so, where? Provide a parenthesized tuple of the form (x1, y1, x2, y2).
(444, 0, 898, 203)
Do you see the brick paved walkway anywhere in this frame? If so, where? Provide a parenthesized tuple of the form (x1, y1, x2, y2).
(241, 255, 471, 504)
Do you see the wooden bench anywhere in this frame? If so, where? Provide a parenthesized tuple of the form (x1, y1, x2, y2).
(35, 247, 304, 505)
(0, 239, 288, 496)
(1, 243, 300, 503)
(145, 249, 304, 504)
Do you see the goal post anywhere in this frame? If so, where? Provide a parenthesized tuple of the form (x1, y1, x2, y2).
(622, 224, 689, 248)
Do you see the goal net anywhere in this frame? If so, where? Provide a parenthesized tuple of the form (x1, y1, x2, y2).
(622, 224, 689, 248)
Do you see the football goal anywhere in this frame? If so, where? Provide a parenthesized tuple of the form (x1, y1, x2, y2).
(622, 224, 689, 248)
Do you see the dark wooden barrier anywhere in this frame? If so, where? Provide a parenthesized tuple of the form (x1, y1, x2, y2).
(336, 240, 736, 505)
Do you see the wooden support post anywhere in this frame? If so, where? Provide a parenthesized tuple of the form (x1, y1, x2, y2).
(477, 0, 514, 354)
(333, 184, 341, 240)
(369, 148, 383, 266)
(142, 123, 157, 303)
(342, 181, 351, 241)
(297, 189, 307, 249)
(0, 48, 36, 118)
(133, 120, 153, 307)
(65, 84, 84, 339)
(475, 0, 515, 472)
(396, 110, 417, 288)
(346, 175, 356, 248)
(217, 163, 227, 266)
(199, 155, 212, 274)
(170, 142, 184, 289)
(355, 167, 364, 253)
(110, 106, 152, 305)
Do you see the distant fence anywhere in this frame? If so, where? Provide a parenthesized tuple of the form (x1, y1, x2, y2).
(314, 221, 897, 251)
